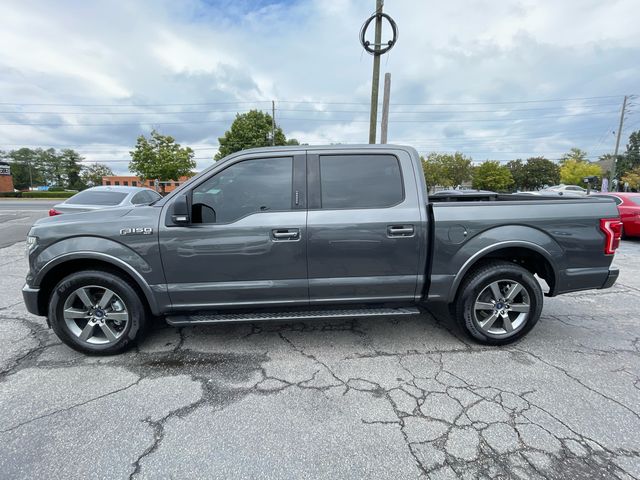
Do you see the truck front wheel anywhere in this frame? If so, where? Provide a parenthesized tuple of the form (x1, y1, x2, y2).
(455, 261, 543, 345)
(48, 270, 148, 354)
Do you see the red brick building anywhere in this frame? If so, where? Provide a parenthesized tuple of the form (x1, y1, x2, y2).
(101, 175, 190, 193)
(0, 162, 14, 192)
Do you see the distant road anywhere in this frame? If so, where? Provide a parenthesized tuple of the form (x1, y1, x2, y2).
(0, 200, 56, 247)
(0, 200, 59, 211)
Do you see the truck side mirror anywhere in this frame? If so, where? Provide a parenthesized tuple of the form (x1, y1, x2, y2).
(171, 194, 190, 225)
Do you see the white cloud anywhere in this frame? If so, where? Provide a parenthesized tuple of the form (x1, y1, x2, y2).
(0, 0, 638, 173)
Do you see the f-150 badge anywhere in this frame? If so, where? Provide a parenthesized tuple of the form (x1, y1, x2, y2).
(120, 227, 153, 236)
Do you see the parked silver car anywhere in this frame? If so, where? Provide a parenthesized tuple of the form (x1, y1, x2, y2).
(49, 186, 162, 216)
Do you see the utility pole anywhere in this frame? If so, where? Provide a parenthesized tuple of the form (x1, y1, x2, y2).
(28, 159, 33, 190)
(380, 73, 391, 144)
(368, 0, 383, 144)
(271, 100, 276, 146)
(609, 95, 627, 191)
(611, 94, 628, 187)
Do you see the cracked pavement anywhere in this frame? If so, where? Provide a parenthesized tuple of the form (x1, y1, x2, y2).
(0, 237, 639, 479)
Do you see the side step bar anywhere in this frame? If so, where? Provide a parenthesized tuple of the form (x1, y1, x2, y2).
(166, 306, 421, 326)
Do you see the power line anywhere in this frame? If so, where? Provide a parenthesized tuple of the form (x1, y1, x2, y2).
(0, 94, 632, 108)
(0, 100, 271, 107)
(276, 94, 629, 106)
(0, 111, 621, 127)
(0, 104, 621, 115)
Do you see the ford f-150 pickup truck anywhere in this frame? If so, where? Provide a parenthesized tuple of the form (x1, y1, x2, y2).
(22, 145, 622, 354)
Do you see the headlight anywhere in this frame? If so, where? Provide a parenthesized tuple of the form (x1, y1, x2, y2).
(25, 236, 38, 255)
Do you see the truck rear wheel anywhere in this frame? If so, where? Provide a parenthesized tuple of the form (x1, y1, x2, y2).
(49, 270, 148, 355)
(455, 261, 543, 345)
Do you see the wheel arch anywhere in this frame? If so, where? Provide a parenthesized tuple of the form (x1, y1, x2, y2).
(448, 241, 558, 304)
(36, 253, 161, 317)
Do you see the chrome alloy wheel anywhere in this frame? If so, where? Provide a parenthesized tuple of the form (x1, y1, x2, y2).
(62, 286, 129, 345)
(473, 280, 531, 337)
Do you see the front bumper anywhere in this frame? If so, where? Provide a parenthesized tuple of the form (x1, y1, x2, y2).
(600, 268, 619, 289)
(22, 284, 42, 316)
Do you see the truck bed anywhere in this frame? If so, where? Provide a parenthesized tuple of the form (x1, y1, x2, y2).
(426, 194, 619, 302)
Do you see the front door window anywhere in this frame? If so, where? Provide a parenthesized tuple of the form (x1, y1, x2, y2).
(192, 157, 293, 224)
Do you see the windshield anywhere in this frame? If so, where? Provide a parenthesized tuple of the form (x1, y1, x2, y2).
(629, 196, 640, 206)
(65, 190, 128, 206)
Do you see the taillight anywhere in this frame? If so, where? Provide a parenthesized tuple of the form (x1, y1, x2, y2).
(48, 209, 62, 216)
(600, 218, 622, 255)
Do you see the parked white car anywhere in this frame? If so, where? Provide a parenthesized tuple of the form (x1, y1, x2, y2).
(542, 184, 588, 196)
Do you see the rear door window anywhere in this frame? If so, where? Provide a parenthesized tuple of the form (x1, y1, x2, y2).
(319, 154, 403, 209)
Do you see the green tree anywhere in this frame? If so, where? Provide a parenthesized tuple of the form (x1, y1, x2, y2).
(506, 159, 526, 191)
(559, 148, 588, 165)
(215, 110, 299, 160)
(37, 148, 65, 187)
(472, 161, 514, 192)
(442, 152, 473, 187)
(522, 157, 560, 190)
(81, 163, 114, 187)
(59, 149, 85, 190)
(616, 130, 640, 177)
(621, 166, 640, 191)
(5, 147, 89, 190)
(129, 130, 196, 186)
(6, 148, 45, 190)
(422, 152, 473, 188)
(560, 159, 602, 186)
(421, 154, 447, 192)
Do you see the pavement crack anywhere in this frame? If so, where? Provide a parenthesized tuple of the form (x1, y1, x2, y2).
(1, 377, 144, 433)
(513, 347, 640, 422)
(128, 417, 165, 480)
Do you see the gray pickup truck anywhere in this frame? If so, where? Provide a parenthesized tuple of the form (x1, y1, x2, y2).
(22, 145, 622, 354)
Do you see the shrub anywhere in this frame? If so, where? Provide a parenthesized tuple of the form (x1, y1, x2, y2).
(21, 191, 76, 198)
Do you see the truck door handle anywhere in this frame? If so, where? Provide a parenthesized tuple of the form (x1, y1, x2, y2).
(272, 229, 300, 241)
(387, 225, 415, 237)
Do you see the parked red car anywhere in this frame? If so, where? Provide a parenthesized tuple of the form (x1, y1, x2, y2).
(595, 193, 640, 238)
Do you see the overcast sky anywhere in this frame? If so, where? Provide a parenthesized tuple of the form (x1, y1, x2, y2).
(0, 0, 638, 173)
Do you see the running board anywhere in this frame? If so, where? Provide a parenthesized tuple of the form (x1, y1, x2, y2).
(166, 306, 421, 326)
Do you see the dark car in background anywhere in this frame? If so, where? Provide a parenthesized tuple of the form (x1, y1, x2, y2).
(49, 186, 162, 216)
(595, 192, 640, 238)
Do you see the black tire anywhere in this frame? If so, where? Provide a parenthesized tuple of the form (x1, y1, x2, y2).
(454, 261, 543, 345)
(49, 270, 148, 355)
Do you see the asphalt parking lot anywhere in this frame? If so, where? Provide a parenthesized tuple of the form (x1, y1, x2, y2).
(0, 200, 57, 247)
(0, 204, 639, 479)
